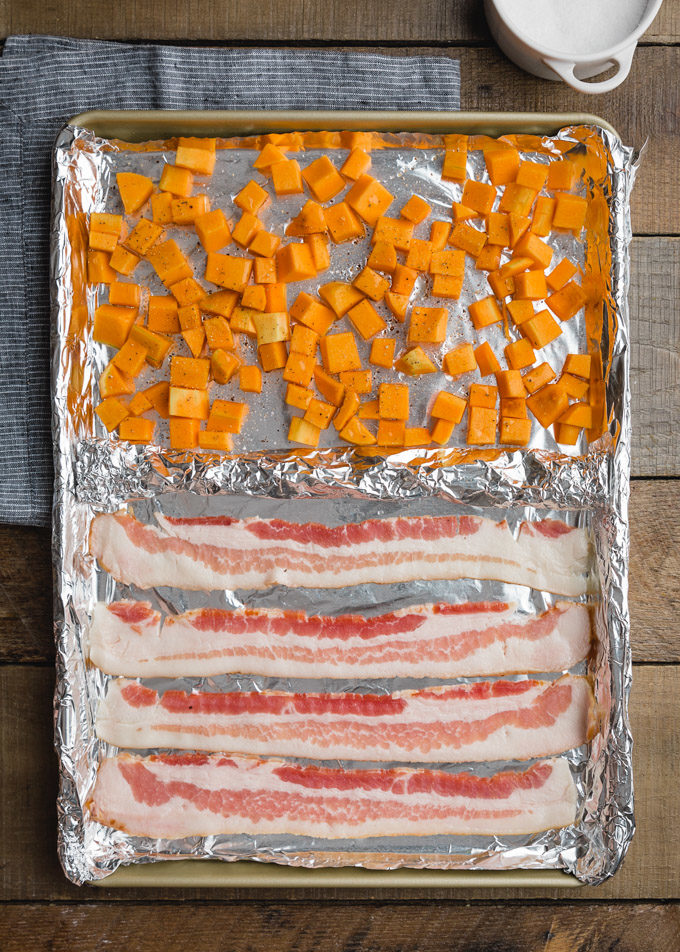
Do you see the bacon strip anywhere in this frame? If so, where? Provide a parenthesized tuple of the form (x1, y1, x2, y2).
(89, 752, 577, 838)
(90, 511, 592, 596)
(97, 675, 593, 763)
(88, 600, 592, 679)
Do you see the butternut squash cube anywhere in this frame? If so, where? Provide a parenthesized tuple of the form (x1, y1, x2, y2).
(290, 292, 335, 334)
(276, 242, 316, 283)
(182, 327, 206, 359)
(469, 296, 503, 330)
(253, 144, 287, 174)
(467, 405, 497, 445)
(522, 361, 556, 394)
(195, 209, 232, 253)
(253, 257, 277, 284)
(109, 245, 140, 277)
(234, 179, 269, 215)
(527, 384, 569, 428)
(88, 250, 116, 284)
(346, 174, 394, 225)
(409, 306, 448, 344)
(203, 315, 235, 351)
(377, 419, 406, 446)
(347, 299, 387, 340)
(170, 355, 210, 389)
(286, 382, 314, 411)
(431, 391, 466, 424)
(449, 222, 486, 257)
(369, 337, 396, 369)
(469, 384, 498, 409)
(553, 193, 587, 232)
(500, 397, 527, 419)
(546, 281, 587, 321)
(452, 202, 481, 223)
(151, 192, 174, 224)
(353, 266, 390, 301)
(560, 373, 590, 399)
(304, 397, 335, 429)
(430, 221, 451, 250)
(339, 370, 372, 394)
(200, 289, 239, 318)
(507, 299, 535, 326)
(313, 366, 345, 405)
(304, 234, 330, 272)
(109, 281, 141, 309)
(384, 290, 410, 322)
(378, 382, 409, 421)
(531, 196, 556, 236)
(395, 346, 437, 376)
(474, 341, 500, 377)
(547, 160, 578, 192)
(302, 155, 345, 203)
(116, 172, 153, 214)
(207, 399, 249, 433)
(498, 183, 537, 218)
(249, 230, 280, 259)
(324, 201, 364, 243)
(485, 146, 519, 186)
(148, 240, 193, 285)
(159, 165, 194, 198)
(232, 211, 262, 249)
(563, 353, 592, 379)
(496, 369, 526, 399)
(93, 304, 136, 349)
(333, 390, 361, 432)
(514, 232, 553, 270)
(441, 147, 467, 182)
(176, 137, 217, 176)
(258, 341, 288, 372)
(371, 216, 413, 252)
(522, 309, 562, 349)
(288, 416, 322, 447)
(169, 386, 209, 420)
(558, 403, 593, 428)
(239, 364, 262, 394)
(95, 397, 130, 432)
(319, 332, 361, 374)
(358, 399, 380, 420)
(554, 422, 580, 446)
(99, 362, 135, 398)
(318, 281, 363, 318)
(169, 417, 199, 449)
(240, 284, 267, 312)
(283, 351, 315, 387)
(391, 264, 418, 296)
(170, 277, 205, 307)
(504, 337, 536, 370)
(128, 391, 153, 417)
(290, 324, 319, 357)
(143, 381, 171, 418)
(111, 339, 148, 378)
(430, 418, 455, 446)
(405, 239, 433, 272)
(271, 159, 303, 196)
(499, 417, 531, 445)
(443, 342, 476, 377)
(198, 430, 233, 452)
(508, 213, 531, 248)
(341, 148, 371, 181)
(432, 274, 464, 300)
(172, 195, 210, 225)
(118, 416, 156, 444)
(400, 194, 431, 224)
(367, 240, 397, 274)
(264, 283, 287, 312)
(252, 311, 289, 347)
(462, 180, 496, 216)
(211, 349, 241, 384)
(339, 416, 376, 445)
(404, 426, 432, 447)
(513, 269, 548, 301)
(286, 200, 327, 237)
(486, 212, 510, 247)
(547, 258, 578, 292)
(204, 252, 252, 292)
(516, 160, 548, 192)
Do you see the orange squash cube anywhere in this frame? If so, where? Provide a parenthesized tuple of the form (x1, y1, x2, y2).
(109, 281, 141, 309)
(290, 324, 319, 357)
(271, 159, 303, 196)
(302, 155, 345, 202)
(347, 299, 387, 340)
(505, 337, 536, 370)
(358, 399, 380, 420)
(554, 422, 580, 446)
(441, 147, 467, 182)
(170, 277, 206, 307)
(253, 257, 277, 285)
(263, 283, 287, 313)
(553, 193, 587, 232)
(501, 397, 527, 419)
(507, 299, 534, 326)
(304, 397, 336, 430)
(531, 195, 556, 236)
(89, 229, 119, 253)
(205, 252, 252, 292)
(370, 337, 396, 369)
(304, 234, 330, 272)
(443, 342, 476, 377)
(232, 211, 262, 249)
(367, 240, 398, 274)
(400, 194, 431, 224)
(499, 417, 531, 445)
(371, 216, 413, 252)
(88, 250, 116, 285)
(182, 327, 206, 359)
(288, 416, 322, 447)
(499, 183, 537, 217)
(128, 391, 153, 417)
(486, 212, 510, 247)
(258, 341, 288, 372)
(178, 302, 202, 334)
(405, 239, 433, 273)
(346, 174, 394, 225)
(339, 370, 372, 394)
(198, 430, 233, 452)
(431, 390, 466, 424)
(169, 386, 209, 420)
(290, 292, 335, 335)
(111, 338, 148, 378)
(449, 222, 486, 257)
(508, 213, 531, 248)
(195, 209, 232, 252)
(170, 355, 210, 389)
(469, 384, 498, 409)
(252, 311, 289, 347)
(234, 179, 269, 215)
(522, 309, 562, 349)
(319, 332, 361, 374)
(276, 243, 316, 283)
(452, 202, 481, 223)
(496, 369, 526, 399)
(318, 281, 363, 318)
(240, 284, 267, 312)
(391, 264, 418, 296)
(378, 382, 409, 421)
(151, 192, 174, 224)
(394, 346, 437, 376)
(314, 366, 345, 406)
(118, 416, 156, 444)
(283, 350, 316, 387)
(474, 341, 501, 377)
(462, 180, 496, 217)
(516, 160, 548, 191)
(169, 417, 199, 449)
(90, 212, 123, 236)
(253, 143, 287, 173)
(432, 274, 464, 300)
(339, 416, 376, 446)
(469, 296, 502, 330)
(211, 349, 241, 384)
(404, 426, 432, 447)
(238, 364, 262, 394)
(333, 390, 361, 432)
(409, 306, 448, 344)
(109, 245, 140, 277)
(547, 160, 578, 192)
(93, 304, 137, 349)
(143, 381, 171, 418)
(341, 148, 371, 181)
(384, 290, 410, 322)
(286, 383, 314, 411)
(429, 220, 451, 249)
(513, 269, 548, 301)
(129, 326, 173, 368)
(207, 399, 249, 433)
(200, 289, 239, 319)
(172, 195, 210, 225)
(286, 200, 327, 237)
(514, 233, 553, 270)
(523, 361, 556, 394)
(247, 231, 280, 260)
(560, 373, 590, 400)
(324, 201, 364, 243)
(563, 353, 592, 379)
(175, 137, 216, 176)
(485, 146, 520, 186)
(116, 172, 153, 214)
(547, 258, 578, 292)
(353, 266, 390, 301)
(95, 396, 130, 432)
(558, 402, 593, 428)
(377, 420, 406, 446)
(147, 239, 192, 285)
(546, 281, 587, 321)
(527, 384, 569, 428)
(467, 406, 497, 445)
(204, 315, 235, 351)
(159, 165, 194, 198)
(476, 244, 503, 273)
(429, 418, 455, 445)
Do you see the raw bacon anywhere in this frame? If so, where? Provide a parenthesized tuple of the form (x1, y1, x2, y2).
(96, 675, 594, 763)
(89, 511, 592, 595)
(88, 752, 578, 839)
(88, 599, 592, 679)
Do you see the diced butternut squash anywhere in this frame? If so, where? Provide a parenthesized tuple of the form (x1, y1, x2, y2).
(109, 245, 140, 276)
(160, 165, 194, 198)
(377, 419, 406, 446)
(322, 200, 365, 244)
(170, 355, 210, 389)
(111, 338, 148, 378)
(182, 327, 206, 359)
(496, 369, 525, 399)
(431, 390, 466, 424)
(129, 326, 173, 368)
(430, 418, 455, 445)
(467, 406, 497, 445)
(151, 192, 174, 224)
(443, 342, 476, 377)
(430, 221, 451, 250)
(302, 156, 346, 203)
(507, 299, 535, 326)
(118, 416, 156, 444)
(271, 159, 304, 196)
(116, 172, 154, 214)
(286, 382, 314, 410)
(469, 296, 503, 330)
(558, 403, 593, 428)
(469, 384, 498, 409)
(95, 397, 130, 432)
(358, 399, 380, 420)
(176, 137, 217, 176)
(546, 281, 587, 321)
(314, 366, 345, 406)
(253, 143, 287, 173)
(500, 397, 527, 419)
(128, 391, 153, 416)
(291, 292, 335, 334)
(339, 369, 372, 394)
(395, 346, 437, 376)
(241, 284, 267, 312)
(513, 269, 547, 301)
(143, 381, 171, 418)
(205, 252, 252, 292)
(409, 306, 448, 344)
(452, 202, 481, 223)
(239, 364, 262, 393)
(211, 349, 241, 384)
(563, 353, 592, 379)
(346, 174, 394, 225)
(475, 244, 503, 272)
(516, 160, 548, 192)
(318, 281, 363, 318)
(172, 195, 211, 225)
(334, 389, 361, 431)
(432, 274, 464, 300)
(504, 337, 536, 370)
(198, 430, 233, 451)
(148, 240, 193, 285)
(462, 180, 496, 216)
(252, 311, 289, 347)
(253, 257, 277, 284)
(170, 277, 205, 307)
(290, 323, 319, 357)
(547, 160, 578, 192)
(304, 397, 335, 429)
(391, 264, 418, 296)
(347, 299, 387, 340)
(554, 422, 580, 446)
(232, 211, 262, 248)
(371, 216, 413, 252)
(109, 281, 141, 309)
(552, 193, 587, 232)
(178, 304, 203, 334)
(368, 241, 398, 274)
(400, 194, 431, 224)
(513, 233, 553, 270)
(474, 341, 501, 377)
(276, 242, 316, 283)
(499, 417, 531, 445)
(169, 417, 199, 449)
(486, 212, 510, 247)
(195, 209, 232, 252)
(99, 362, 134, 399)
(353, 266, 390, 301)
(88, 250, 116, 284)
(449, 222, 486, 257)
(527, 384, 569, 428)
(319, 332, 361, 374)
(522, 309, 562, 349)
(384, 290, 410, 322)
(341, 148, 371, 181)
(547, 258, 578, 292)
(339, 416, 376, 445)
(93, 305, 137, 349)
(531, 196, 556, 236)
(169, 386, 209, 420)
(370, 337, 396, 369)
(234, 179, 269, 214)
(288, 416, 322, 447)
(147, 295, 179, 333)
(523, 361, 556, 394)
(264, 283, 287, 312)
(378, 382, 409, 420)
(499, 183, 537, 217)
(441, 146, 467, 182)
(508, 213, 531, 248)
(560, 373, 590, 399)
(404, 426, 432, 447)
(484, 146, 520, 186)
(207, 399, 249, 433)
(404, 239, 432, 272)
(201, 289, 239, 319)
(283, 350, 315, 387)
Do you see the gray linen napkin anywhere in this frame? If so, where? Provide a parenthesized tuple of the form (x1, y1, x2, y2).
(0, 35, 460, 526)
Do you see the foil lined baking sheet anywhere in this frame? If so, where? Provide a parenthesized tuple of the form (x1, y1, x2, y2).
(51, 121, 637, 885)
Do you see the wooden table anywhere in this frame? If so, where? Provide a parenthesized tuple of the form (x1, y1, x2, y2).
(1, 2, 679, 947)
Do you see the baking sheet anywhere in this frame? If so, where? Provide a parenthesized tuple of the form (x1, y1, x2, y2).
(51, 111, 637, 886)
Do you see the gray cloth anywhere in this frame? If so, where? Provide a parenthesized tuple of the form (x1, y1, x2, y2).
(0, 35, 460, 526)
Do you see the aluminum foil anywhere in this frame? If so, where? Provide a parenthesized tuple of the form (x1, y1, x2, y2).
(51, 122, 638, 885)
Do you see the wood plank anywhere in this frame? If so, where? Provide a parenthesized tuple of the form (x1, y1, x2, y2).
(0, 0, 677, 45)
(1, 901, 679, 951)
(1, 665, 677, 901)
(1, 480, 679, 665)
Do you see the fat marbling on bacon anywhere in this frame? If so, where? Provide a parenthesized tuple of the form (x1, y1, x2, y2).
(89, 752, 578, 839)
(88, 599, 592, 679)
(89, 510, 593, 596)
(96, 675, 594, 764)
